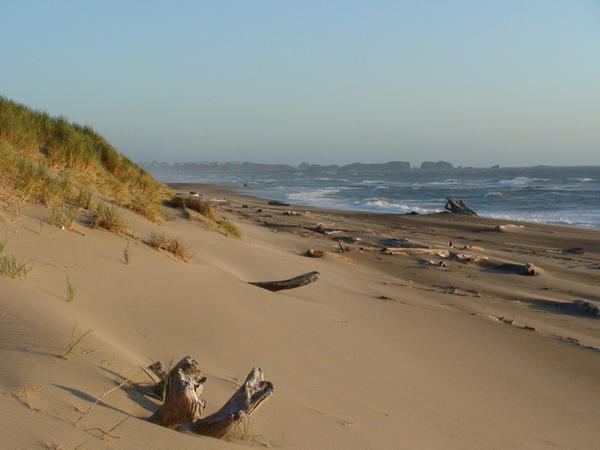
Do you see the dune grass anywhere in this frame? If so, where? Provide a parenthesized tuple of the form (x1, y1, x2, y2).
(0, 97, 168, 221)
(0, 254, 31, 279)
(62, 327, 92, 359)
(122, 243, 131, 265)
(50, 205, 75, 229)
(148, 232, 190, 261)
(218, 219, 242, 239)
(65, 275, 76, 303)
(170, 196, 219, 222)
(91, 203, 127, 233)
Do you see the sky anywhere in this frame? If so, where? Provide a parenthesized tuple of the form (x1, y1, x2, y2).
(1, 0, 599, 166)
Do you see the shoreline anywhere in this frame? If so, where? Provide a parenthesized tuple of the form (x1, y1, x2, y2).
(169, 182, 600, 233)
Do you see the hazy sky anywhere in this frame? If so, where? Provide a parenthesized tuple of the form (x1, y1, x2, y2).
(2, 1, 599, 166)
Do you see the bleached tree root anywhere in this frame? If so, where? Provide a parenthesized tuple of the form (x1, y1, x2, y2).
(147, 357, 274, 439)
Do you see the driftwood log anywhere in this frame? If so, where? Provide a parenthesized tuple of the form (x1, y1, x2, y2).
(383, 248, 450, 257)
(249, 271, 319, 291)
(147, 357, 274, 439)
(444, 198, 478, 216)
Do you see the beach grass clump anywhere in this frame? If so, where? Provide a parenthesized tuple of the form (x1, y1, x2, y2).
(0, 254, 31, 279)
(148, 232, 190, 261)
(0, 96, 168, 221)
(50, 205, 75, 229)
(62, 327, 92, 359)
(219, 219, 242, 239)
(171, 196, 219, 222)
(91, 203, 127, 233)
(75, 189, 93, 209)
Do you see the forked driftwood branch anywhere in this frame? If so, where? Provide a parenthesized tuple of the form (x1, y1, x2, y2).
(147, 356, 274, 439)
(445, 198, 478, 216)
(249, 271, 319, 291)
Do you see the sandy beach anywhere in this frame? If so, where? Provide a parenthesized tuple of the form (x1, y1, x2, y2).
(1, 183, 599, 449)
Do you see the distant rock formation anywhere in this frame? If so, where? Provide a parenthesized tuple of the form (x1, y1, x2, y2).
(342, 161, 411, 171)
(419, 161, 454, 170)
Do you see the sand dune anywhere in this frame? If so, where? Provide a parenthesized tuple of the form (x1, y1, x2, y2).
(1, 185, 599, 449)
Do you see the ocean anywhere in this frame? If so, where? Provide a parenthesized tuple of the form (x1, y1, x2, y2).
(146, 165, 600, 228)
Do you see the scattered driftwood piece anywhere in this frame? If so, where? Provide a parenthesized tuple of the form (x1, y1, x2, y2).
(249, 271, 319, 291)
(325, 251, 358, 265)
(147, 358, 274, 440)
(339, 236, 361, 244)
(459, 245, 485, 252)
(305, 249, 324, 257)
(423, 260, 448, 268)
(336, 239, 346, 253)
(383, 248, 450, 258)
(358, 246, 379, 252)
(283, 210, 302, 216)
(380, 238, 428, 249)
(563, 247, 584, 255)
(268, 200, 290, 206)
(308, 223, 343, 235)
(450, 252, 489, 264)
(573, 299, 599, 316)
(148, 356, 207, 428)
(187, 367, 274, 438)
(491, 262, 538, 276)
(444, 198, 478, 216)
(495, 224, 524, 232)
(389, 239, 426, 249)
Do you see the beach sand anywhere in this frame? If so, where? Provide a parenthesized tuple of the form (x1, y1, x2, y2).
(1, 183, 599, 449)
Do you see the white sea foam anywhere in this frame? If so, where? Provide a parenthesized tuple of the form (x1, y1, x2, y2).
(359, 198, 440, 214)
(497, 176, 548, 186)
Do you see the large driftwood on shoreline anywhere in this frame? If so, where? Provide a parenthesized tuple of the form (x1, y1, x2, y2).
(444, 198, 478, 216)
(147, 357, 274, 439)
(249, 271, 319, 291)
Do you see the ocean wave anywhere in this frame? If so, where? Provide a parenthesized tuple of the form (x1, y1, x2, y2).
(484, 191, 504, 197)
(287, 188, 340, 202)
(358, 198, 440, 214)
(497, 176, 549, 186)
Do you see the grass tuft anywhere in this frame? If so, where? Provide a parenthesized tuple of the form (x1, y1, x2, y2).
(219, 219, 242, 239)
(0, 254, 31, 279)
(148, 232, 190, 261)
(62, 326, 92, 359)
(50, 205, 75, 229)
(75, 189, 93, 209)
(65, 275, 76, 303)
(91, 203, 127, 233)
(170, 196, 219, 221)
(122, 243, 131, 265)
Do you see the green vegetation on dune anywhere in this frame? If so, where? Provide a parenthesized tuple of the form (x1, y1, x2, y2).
(0, 96, 168, 221)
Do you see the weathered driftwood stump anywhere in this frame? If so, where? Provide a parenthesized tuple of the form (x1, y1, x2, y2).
(148, 356, 207, 428)
(444, 198, 478, 216)
(147, 356, 274, 439)
(249, 271, 319, 292)
(187, 367, 274, 438)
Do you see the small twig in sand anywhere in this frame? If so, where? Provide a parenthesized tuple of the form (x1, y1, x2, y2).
(74, 378, 132, 426)
(84, 415, 131, 441)
(5, 385, 43, 410)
